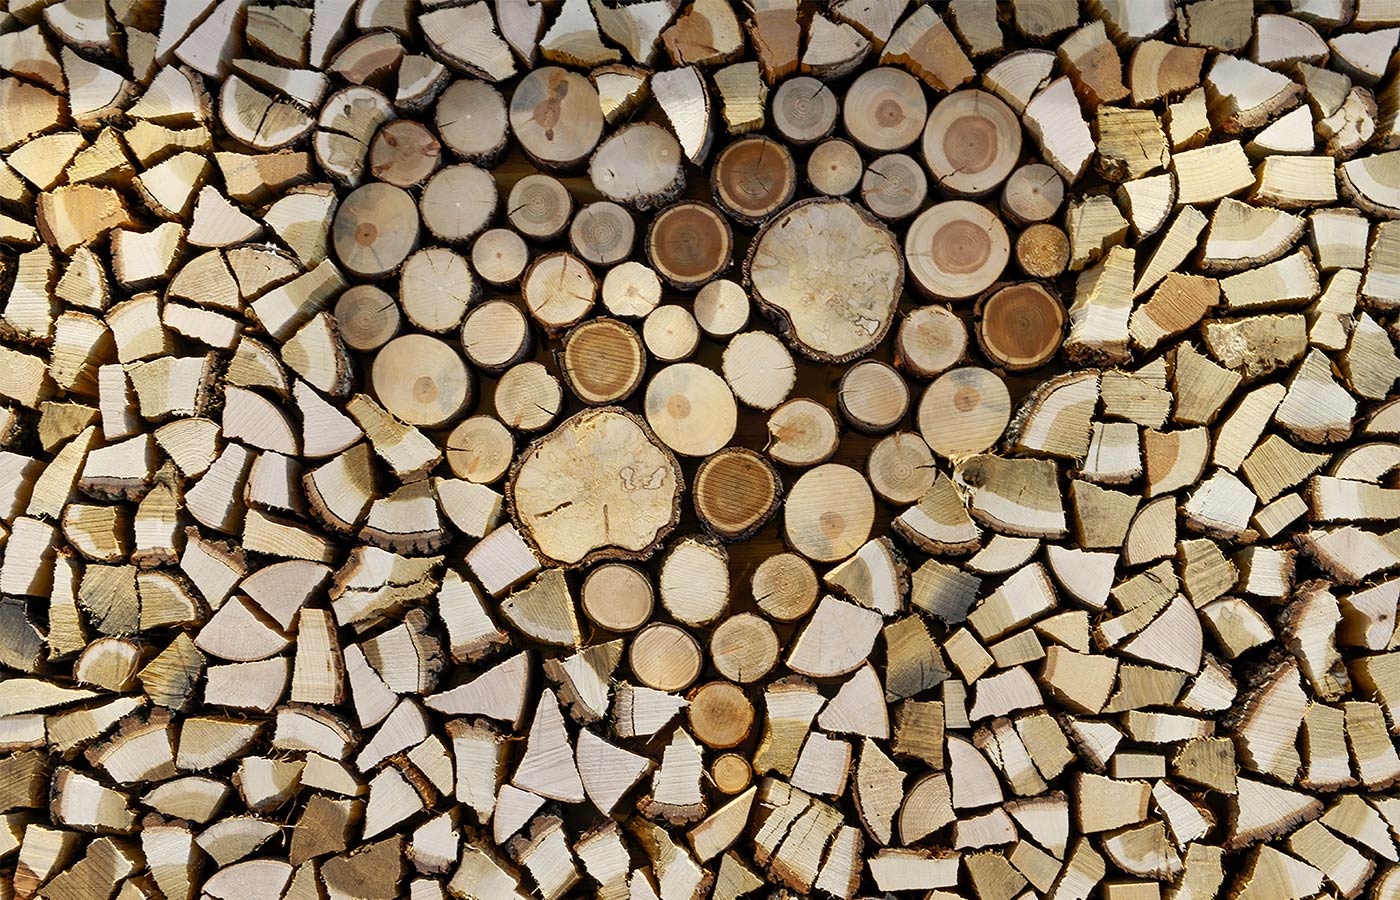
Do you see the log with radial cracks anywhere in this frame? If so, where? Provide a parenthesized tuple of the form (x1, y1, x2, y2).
(508, 407, 682, 566)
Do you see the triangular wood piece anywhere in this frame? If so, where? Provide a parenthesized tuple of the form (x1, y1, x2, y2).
(576, 728, 653, 815)
(512, 688, 585, 803)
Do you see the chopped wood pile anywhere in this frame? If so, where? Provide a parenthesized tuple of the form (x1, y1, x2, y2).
(9, 0, 1400, 899)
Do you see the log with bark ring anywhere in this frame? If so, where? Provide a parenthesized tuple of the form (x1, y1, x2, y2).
(693, 447, 783, 541)
(905, 200, 1011, 300)
(766, 397, 841, 467)
(772, 75, 839, 144)
(368, 119, 442, 188)
(746, 197, 904, 362)
(807, 138, 864, 196)
(711, 135, 797, 225)
(1001, 162, 1065, 225)
(751, 552, 819, 622)
(838, 359, 911, 434)
(560, 317, 646, 405)
(434, 78, 509, 166)
(709, 612, 781, 683)
(420, 164, 498, 244)
(570, 200, 636, 265)
(507, 66, 604, 171)
(975, 282, 1067, 371)
(1015, 222, 1071, 279)
(333, 284, 400, 352)
(581, 563, 654, 633)
(471, 228, 530, 286)
(521, 251, 597, 335)
(461, 299, 532, 372)
(508, 407, 683, 566)
(921, 88, 1023, 197)
(331, 182, 420, 278)
(895, 305, 969, 378)
(646, 201, 734, 290)
(860, 152, 928, 221)
(507, 173, 574, 242)
(589, 122, 686, 211)
(687, 681, 756, 749)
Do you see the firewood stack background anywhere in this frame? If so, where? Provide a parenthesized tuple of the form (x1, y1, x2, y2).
(10, 0, 1400, 897)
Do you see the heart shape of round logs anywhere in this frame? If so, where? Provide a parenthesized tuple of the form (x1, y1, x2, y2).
(9, 3, 1400, 900)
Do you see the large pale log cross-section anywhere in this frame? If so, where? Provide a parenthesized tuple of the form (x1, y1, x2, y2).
(11, 0, 1400, 898)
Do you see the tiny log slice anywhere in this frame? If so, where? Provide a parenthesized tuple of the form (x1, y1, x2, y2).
(808, 138, 864, 196)
(868, 431, 938, 504)
(509, 407, 682, 565)
(917, 366, 1012, 459)
(747, 198, 903, 362)
(922, 89, 1023, 197)
(644, 362, 738, 457)
(751, 552, 820, 622)
(709, 613, 780, 684)
(767, 397, 840, 467)
(713, 754, 753, 794)
(905, 200, 1011, 300)
(976, 282, 1067, 371)
(784, 463, 876, 562)
(838, 360, 911, 434)
(861, 153, 928, 221)
(369, 334, 473, 428)
(471, 228, 530, 286)
(688, 681, 755, 749)
(844, 67, 928, 153)
(332, 182, 420, 278)
(507, 173, 573, 241)
(368, 119, 442, 188)
(508, 66, 604, 170)
(646, 201, 734, 290)
(435, 78, 510, 165)
(630, 622, 702, 692)
(693, 447, 782, 541)
(446, 415, 514, 484)
(896, 305, 968, 378)
(334, 285, 400, 352)
(581, 562, 654, 632)
(461, 299, 531, 372)
(589, 122, 686, 211)
(561, 317, 646, 405)
(1015, 223, 1071, 278)
(711, 136, 797, 225)
(1002, 162, 1066, 225)
(570, 201, 635, 265)
(772, 75, 839, 144)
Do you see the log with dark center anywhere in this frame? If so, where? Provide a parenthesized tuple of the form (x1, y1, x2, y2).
(975, 282, 1068, 371)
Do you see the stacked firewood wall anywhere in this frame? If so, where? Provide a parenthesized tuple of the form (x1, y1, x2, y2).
(4, 0, 1400, 899)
